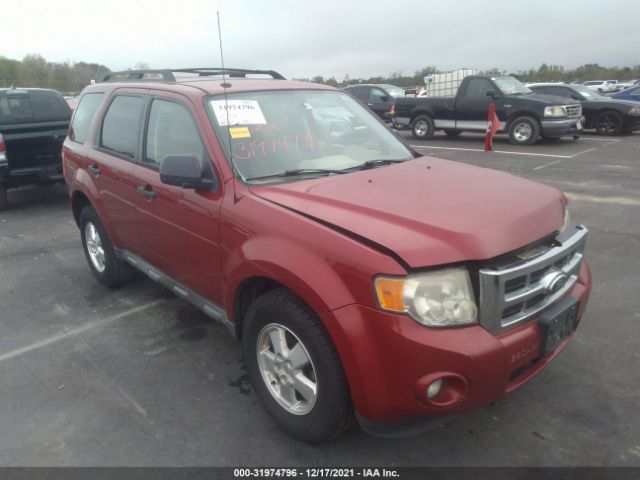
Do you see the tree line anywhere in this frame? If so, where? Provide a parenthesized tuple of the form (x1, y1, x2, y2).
(297, 63, 640, 88)
(2, 54, 640, 93)
(0, 54, 111, 94)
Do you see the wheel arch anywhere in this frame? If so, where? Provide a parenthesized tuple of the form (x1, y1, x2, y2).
(226, 247, 357, 342)
(410, 109, 435, 123)
(506, 111, 541, 128)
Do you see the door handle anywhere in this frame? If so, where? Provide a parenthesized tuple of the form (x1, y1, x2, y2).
(88, 164, 101, 176)
(136, 185, 157, 199)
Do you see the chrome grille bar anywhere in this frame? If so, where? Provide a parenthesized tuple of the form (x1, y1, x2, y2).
(478, 226, 588, 334)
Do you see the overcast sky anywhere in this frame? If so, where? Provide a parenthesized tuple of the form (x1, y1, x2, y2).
(4, 0, 639, 79)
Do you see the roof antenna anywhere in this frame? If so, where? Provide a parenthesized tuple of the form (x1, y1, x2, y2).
(217, 11, 244, 202)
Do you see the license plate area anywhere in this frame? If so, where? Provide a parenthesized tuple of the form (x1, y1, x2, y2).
(539, 297, 579, 356)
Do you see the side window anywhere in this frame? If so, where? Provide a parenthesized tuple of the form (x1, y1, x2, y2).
(369, 88, 387, 103)
(70, 93, 104, 144)
(462, 79, 493, 99)
(100, 95, 144, 159)
(349, 87, 371, 101)
(550, 87, 571, 98)
(144, 99, 204, 168)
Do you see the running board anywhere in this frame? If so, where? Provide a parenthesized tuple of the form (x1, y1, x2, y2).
(114, 249, 234, 334)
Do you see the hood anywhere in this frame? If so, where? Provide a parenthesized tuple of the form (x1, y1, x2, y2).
(526, 93, 581, 105)
(249, 157, 565, 269)
(585, 98, 640, 110)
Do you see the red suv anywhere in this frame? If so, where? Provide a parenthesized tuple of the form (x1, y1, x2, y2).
(63, 68, 592, 443)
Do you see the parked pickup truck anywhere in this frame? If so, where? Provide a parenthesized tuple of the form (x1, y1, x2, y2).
(64, 68, 592, 442)
(392, 75, 583, 145)
(0, 87, 72, 210)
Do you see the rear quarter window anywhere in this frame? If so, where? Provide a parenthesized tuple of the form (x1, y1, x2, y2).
(70, 93, 105, 144)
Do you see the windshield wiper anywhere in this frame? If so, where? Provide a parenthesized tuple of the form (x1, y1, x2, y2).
(245, 168, 349, 182)
(349, 159, 409, 170)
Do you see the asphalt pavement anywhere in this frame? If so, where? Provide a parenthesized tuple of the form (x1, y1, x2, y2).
(0, 131, 639, 466)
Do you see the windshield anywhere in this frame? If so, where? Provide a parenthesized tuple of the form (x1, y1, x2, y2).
(572, 86, 602, 100)
(207, 90, 413, 183)
(492, 77, 532, 95)
(383, 85, 407, 98)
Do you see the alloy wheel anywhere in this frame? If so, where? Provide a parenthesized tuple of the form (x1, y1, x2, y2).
(256, 323, 318, 415)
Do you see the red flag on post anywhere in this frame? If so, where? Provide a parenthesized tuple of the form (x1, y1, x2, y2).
(484, 100, 500, 152)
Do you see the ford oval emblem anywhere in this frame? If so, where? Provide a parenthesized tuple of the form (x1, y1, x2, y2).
(541, 270, 569, 296)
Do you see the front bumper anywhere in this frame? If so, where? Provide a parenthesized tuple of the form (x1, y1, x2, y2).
(540, 117, 583, 138)
(321, 261, 592, 432)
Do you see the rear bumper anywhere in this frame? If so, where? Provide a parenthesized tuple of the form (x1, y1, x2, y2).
(0, 164, 64, 186)
(321, 262, 592, 432)
(540, 117, 583, 137)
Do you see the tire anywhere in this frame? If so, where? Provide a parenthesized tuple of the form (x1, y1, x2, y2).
(411, 115, 435, 140)
(594, 110, 624, 136)
(0, 185, 7, 211)
(79, 205, 134, 287)
(243, 288, 353, 443)
(508, 116, 540, 145)
(444, 129, 461, 137)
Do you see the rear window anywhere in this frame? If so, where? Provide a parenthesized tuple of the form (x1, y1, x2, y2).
(0, 95, 35, 124)
(70, 93, 105, 144)
(30, 92, 71, 121)
(0, 91, 70, 124)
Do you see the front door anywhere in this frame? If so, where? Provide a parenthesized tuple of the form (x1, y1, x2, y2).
(129, 93, 224, 303)
(454, 78, 495, 130)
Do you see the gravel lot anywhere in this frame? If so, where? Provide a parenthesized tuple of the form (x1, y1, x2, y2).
(1, 131, 639, 466)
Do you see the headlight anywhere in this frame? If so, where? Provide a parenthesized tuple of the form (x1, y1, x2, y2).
(628, 106, 640, 115)
(544, 106, 567, 117)
(374, 268, 478, 327)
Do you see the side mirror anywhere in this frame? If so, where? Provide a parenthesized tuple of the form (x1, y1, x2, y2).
(160, 154, 215, 190)
(380, 95, 390, 102)
(571, 94, 582, 101)
(486, 90, 499, 99)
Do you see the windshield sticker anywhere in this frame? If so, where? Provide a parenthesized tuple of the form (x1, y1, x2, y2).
(232, 133, 326, 161)
(229, 126, 251, 139)
(211, 100, 267, 126)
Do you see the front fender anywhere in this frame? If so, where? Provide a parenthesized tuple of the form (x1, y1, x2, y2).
(223, 235, 356, 321)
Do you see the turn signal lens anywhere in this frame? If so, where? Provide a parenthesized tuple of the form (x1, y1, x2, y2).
(374, 277, 406, 312)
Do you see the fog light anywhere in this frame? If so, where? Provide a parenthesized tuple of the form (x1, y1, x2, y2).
(426, 379, 443, 399)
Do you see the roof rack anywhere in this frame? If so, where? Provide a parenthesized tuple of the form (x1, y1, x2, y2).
(101, 68, 285, 83)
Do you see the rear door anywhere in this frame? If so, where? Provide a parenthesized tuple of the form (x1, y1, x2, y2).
(128, 92, 224, 302)
(89, 90, 147, 250)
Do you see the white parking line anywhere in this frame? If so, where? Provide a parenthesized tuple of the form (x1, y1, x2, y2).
(532, 147, 601, 170)
(411, 145, 573, 158)
(576, 137, 621, 142)
(0, 300, 166, 363)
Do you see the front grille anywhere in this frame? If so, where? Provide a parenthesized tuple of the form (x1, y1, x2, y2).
(478, 226, 588, 334)
(565, 105, 582, 117)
